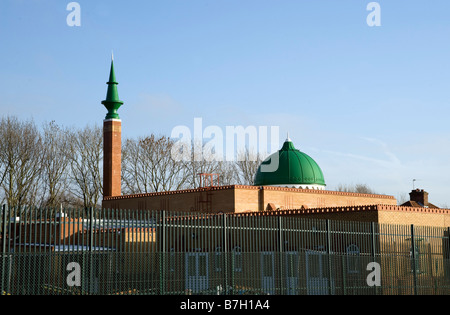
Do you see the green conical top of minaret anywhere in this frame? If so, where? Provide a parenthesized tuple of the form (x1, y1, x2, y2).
(101, 55, 123, 120)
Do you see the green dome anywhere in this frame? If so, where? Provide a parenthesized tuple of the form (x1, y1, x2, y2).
(254, 138, 326, 189)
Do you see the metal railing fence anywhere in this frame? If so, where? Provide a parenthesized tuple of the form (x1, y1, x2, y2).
(1, 206, 450, 295)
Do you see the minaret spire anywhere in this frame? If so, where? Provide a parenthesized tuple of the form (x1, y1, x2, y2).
(101, 55, 123, 120)
(102, 55, 122, 199)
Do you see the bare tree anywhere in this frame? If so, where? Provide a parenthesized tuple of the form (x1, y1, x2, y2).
(122, 137, 145, 194)
(215, 161, 238, 186)
(336, 183, 377, 194)
(396, 193, 409, 205)
(180, 139, 225, 189)
(41, 121, 71, 209)
(0, 116, 44, 208)
(175, 142, 263, 188)
(122, 135, 189, 193)
(67, 124, 103, 209)
(234, 148, 265, 185)
(155, 136, 190, 191)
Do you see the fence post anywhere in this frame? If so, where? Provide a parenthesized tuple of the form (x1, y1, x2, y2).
(1, 205, 6, 294)
(341, 255, 347, 295)
(89, 207, 94, 294)
(89, 207, 94, 251)
(370, 222, 378, 295)
(1, 205, 6, 252)
(411, 224, 418, 295)
(159, 210, 166, 295)
(448, 227, 450, 264)
(325, 220, 333, 295)
(222, 213, 228, 294)
(278, 216, 284, 295)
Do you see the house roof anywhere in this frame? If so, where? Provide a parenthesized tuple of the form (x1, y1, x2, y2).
(400, 200, 440, 209)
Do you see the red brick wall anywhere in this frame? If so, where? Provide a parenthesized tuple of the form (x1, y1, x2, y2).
(232, 185, 397, 212)
(103, 185, 398, 215)
(377, 205, 450, 227)
(103, 186, 236, 213)
(246, 204, 450, 226)
(103, 119, 122, 197)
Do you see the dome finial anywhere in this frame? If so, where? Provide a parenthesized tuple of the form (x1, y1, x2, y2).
(286, 132, 291, 142)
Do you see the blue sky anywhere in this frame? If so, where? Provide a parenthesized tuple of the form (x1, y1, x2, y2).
(1, 0, 449, 206)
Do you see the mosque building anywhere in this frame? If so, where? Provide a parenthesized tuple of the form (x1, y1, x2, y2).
(100, 58, 450, 228)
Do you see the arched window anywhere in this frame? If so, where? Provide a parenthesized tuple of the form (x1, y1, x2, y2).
(410, 244, 421, 273)
(214, 246, 222, 272)
(169, 248, 175, 272)
(346, 244, 360, 274)
(232, 246, 242, 272)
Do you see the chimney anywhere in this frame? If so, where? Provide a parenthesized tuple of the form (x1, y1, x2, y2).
(409, 189, 429, 207)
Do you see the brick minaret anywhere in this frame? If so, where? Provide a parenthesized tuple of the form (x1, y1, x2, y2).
(101, 54, 123, 198)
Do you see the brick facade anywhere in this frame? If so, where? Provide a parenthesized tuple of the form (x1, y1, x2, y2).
(101, 183, 450, 227)
(103, 119, 122, 197)
(102, 185, 397, 214)
(242, 204, 450, 227)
